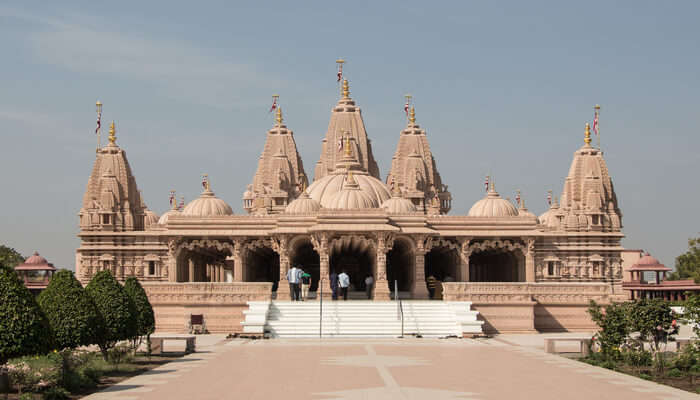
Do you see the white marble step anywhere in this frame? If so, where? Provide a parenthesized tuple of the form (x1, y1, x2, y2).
(251, 300, 483, 338)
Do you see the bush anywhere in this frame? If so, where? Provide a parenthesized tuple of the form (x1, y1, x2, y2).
(674, 344, 699, 372)
(623, 350, 652, 367)
(123, 277, 155, 347)
(0, 268, 53, 363)
(42, 386, 70, 400)
(639, 373, 652, 380)
(666, 368, 684, 378)
(588, 301, 631, 359)
(37, 270, 105, 350)
(85, 271, 138, 358)
(6, 353, 62, 395)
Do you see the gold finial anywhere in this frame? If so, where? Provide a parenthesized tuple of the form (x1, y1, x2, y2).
(170, 190, 177, 210)
(276, 106, 283, 125)
(490, 179, 495, 192)
(342, 79, 350, 98)
(409, 106, 416, 124)
(344, 135, 352, 157)
(594, 104, 601, 111)
(108, 121, 116, 144)
(584, 122, 592, 145)
(96, 100, 102, 111)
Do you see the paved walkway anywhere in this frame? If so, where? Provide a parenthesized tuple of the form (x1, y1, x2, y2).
(85, 334, 699, 400)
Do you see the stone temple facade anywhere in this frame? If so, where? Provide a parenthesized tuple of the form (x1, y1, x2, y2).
(76, 80, 627, 334)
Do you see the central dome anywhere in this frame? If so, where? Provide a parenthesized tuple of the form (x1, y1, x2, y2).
(307, 171, 391, 209)
(468, 187, 518, 217)
(182, 187, 233, 217)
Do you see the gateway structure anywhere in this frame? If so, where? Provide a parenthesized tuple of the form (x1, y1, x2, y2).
(76, 80, 626, 333)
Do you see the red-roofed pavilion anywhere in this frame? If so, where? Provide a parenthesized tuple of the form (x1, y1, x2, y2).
(14, 251, 57, 294)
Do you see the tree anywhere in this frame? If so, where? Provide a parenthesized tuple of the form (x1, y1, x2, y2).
(0, 245, 25, 271)
(123, 277, 155, 348)
(588, 300, 631, 359)
(681, 293, 700, 338)
(37, 269, 105, 350)
(628, 298, 678, 372)
(667, 237, 700, 282)
(85, 271, 137, 359)
(0, 267, 53, 363)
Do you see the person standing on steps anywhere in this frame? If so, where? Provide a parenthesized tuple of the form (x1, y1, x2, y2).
(364, 274, 374, 300)
(287, 265, 300, 301)
(338, 270, 350, 301)
(301, 270, 312, 301)
(330, 270, 339, 300)
(427, 275, 437, 300)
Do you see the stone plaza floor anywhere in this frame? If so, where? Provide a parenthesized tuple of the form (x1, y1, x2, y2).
(84, 333, 699, 400)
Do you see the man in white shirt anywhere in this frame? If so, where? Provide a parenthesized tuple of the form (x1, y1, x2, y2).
(338, 271, 350, 301)
(286, 266, 300, 301)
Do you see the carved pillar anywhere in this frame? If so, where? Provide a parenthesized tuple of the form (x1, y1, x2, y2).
(188, 258, 194, 282)
(167, 240, 178, 282)
(459, 238, 472, 282)
(373, 233, 393, 301)
(312, 234, 330, 299)
(411, 236, 430, 299)
(233, 240, 244, 282)
(525, 238, 536, 282)
(274, 236, 291, 299)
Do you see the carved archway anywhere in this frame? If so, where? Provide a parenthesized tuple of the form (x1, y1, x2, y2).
(468, 239, 525, 282)
(329, 235, 376, 293)
(387, 236, 415, 292)
(174, 239, 234, 282)
(289, 235, 320, 292)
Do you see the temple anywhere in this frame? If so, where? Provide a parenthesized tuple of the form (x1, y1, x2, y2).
(76, 78, 630, 334)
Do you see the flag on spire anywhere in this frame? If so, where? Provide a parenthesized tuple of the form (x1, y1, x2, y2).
(202, 174, 208, 190)
(547, 190, 552, 206)
(515, 190, 521, 206)
(592, 111, 599, 136)
(337, 62, 343, 82)
(404, 99, 410, 116)
(169, 191, 175, 207)
(269, 96, 278, 113)
(484, 175, 490, 192)
(95, 101, 102, 135)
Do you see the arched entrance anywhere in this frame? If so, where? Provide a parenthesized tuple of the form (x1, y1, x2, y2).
(425, 243, 460, 282)
(387, 238, 413, 293)
(330, 236, 375, 295)
(174, 239, 233, 283)
(469, 248, 524, 282)
(244, 244, 280, 290)
(289, 237, 320, 293)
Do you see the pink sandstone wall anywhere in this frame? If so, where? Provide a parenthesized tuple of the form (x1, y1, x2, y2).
(443, 282, 617, 333)
(143, 282, 272, 334)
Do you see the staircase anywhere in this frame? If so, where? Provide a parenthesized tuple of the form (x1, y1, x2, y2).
(245, 300, 483, 338)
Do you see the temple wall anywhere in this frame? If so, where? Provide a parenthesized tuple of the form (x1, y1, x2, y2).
(443, 282, 619, 333)
(143, 282, 272, 333)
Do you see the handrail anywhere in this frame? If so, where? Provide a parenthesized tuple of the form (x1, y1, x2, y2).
(319, 278, 323, 338)
(395, 280, 404, 338)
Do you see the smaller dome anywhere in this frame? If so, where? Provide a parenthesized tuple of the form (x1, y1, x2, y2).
(636, 253, 664, 267)
(158, 208, 180, 225)
(517, 206, 536, 218)
(327, 173, 376, 209)
(23, 251, 49, 266)
(468, 187, 519, 217)
(144, 209, 159, 228)
(243, 184, 254, 200)
(381, 195, 417, 214)
(285, 193, 322, 214)
(565, 213, 579, 231)
(182, 188, 233, 217)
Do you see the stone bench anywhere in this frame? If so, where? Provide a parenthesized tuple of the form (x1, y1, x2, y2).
(150, 336, 196, 355)
(544, 337, 592, 356)
(675, 337, 696, 351)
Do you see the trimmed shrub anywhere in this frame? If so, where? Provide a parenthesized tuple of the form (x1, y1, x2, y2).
(85, 271, 137, 358)
(123, 277, 155, 343)
(0, 267, 53, 363)
(37, 270, 105, 350)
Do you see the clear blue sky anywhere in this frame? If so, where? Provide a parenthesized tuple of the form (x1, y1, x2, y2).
(1, 1, 698, 270)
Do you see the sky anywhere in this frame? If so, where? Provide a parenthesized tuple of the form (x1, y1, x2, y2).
(0, 1, 698, 271)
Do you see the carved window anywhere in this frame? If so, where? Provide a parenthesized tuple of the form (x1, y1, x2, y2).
(102, 214, 110, 224)
(148, 261, 156, 276)
(547, 261, 555, 276)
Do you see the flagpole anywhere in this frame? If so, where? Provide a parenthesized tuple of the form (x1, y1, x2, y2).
(336, 59, 345, 93)
(95, 100, 102, 151)
(594, 104, 601, 150)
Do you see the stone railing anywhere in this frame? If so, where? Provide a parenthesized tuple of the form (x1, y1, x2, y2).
(142, 282, 273, 306)
(442, 282, 615, 304)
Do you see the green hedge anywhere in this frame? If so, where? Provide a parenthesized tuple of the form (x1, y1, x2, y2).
(38, 270, 105, 350)
(0, 268, 53, 363)
(123, 277, 155, 339)
(85, 271, 137, 355)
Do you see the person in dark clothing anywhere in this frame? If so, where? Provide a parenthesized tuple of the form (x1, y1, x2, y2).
(330, 271, 339, 300)
(427, 275, 437, 299)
